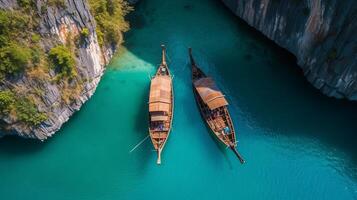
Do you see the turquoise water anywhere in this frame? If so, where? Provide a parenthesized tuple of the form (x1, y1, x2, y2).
(1, 0, 357, 199)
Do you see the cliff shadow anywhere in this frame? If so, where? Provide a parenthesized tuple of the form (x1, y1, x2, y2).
(0, 135, 47, 155)
(213, 0, 357, 180)
(0, 106, 87, 156)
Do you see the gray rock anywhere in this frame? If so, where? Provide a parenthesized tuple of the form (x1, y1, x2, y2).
(222, 0, 357, 100)
(0, 0, 17, 8)
(0, 0, 116, 140)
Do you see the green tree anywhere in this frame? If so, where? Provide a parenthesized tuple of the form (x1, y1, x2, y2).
(15, 100, 48, 126)
(0, 43, 31, 78)
(0, 91, 14, 114)
(88, 0, 131, 46)
(49, 45, 76, 78)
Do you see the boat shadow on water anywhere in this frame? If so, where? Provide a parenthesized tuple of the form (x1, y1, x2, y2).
(188, 57, 241, 169)
(132, 83, 154, 168)
(203, 123, 235, 168)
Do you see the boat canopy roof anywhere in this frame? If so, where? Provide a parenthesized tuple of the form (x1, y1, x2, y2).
(149, 102, 170, 113)
(194, 77, 228, 110)
(149, 76, 172, 112)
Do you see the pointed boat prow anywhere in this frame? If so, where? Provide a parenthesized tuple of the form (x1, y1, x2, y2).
(157, 149, 162, 165)
(230, 146, 245, 164)
(161, 45, 167, 65)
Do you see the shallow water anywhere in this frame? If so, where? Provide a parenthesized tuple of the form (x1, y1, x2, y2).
(1, 0, 357, 199)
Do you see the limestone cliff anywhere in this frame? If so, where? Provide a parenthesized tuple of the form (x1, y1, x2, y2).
(0, 0, 127, 140)
(222, 0, 357, 100)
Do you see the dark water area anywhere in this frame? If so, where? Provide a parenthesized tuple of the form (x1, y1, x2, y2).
(0, 0, 357, 199)
(126, 0, 357, 177)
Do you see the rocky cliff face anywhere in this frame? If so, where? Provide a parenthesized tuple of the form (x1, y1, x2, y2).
(0, 0, 116, 140)
(222, 0, 357, 100)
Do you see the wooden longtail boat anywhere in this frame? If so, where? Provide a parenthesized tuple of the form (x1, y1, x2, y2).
(188, 48, 245, 164)
(148, 45, 174, 165)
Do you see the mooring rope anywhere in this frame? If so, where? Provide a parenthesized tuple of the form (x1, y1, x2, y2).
(129, 135, 150, 153)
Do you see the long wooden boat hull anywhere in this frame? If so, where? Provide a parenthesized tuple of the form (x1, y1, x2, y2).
(189, 48, 245, 164)
(148, 45, 174, 165)
(148, 82, 174, 164)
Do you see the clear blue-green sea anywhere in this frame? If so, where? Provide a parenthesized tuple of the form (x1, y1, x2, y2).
(1, 0, 357, 199)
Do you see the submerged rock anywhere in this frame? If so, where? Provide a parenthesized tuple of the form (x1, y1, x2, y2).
(222, 0, 357, 100)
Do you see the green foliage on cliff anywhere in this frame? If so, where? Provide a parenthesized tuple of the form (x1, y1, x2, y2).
(80, 28, 90, 38)
(88, 0, 131, 47)
(49, 45, 76, 79)
(0, 10, 31, 46)
(14, 99, 48, 126)
(0, 43, 31, 78)
(0, 91, 14, 114)
(17, 0, 36, 10)
(77, 28, 90, 45)
(0, 1, 86, 128)
(47, 0, 66, 7)
(0, 6, 50, 127)
(0, 90, 47, 126)
(0, 9, 41, 79)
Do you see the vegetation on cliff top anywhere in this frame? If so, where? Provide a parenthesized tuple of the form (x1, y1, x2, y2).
(0, 5, 49, 127)
(0, 4, 49, 127)
(88, 0, 131, 47)
(0, 0, 131, 130)
(0, 10, 35, 79)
